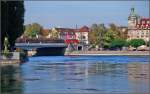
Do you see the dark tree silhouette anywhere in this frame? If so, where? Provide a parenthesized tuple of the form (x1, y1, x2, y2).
(1, 1, 25, 51)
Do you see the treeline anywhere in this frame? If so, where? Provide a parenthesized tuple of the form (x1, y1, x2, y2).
(23, 23, 59, 39)
(88, 23, 148, 50)
(23, 23, 43, 37)
(23, 21, 149, 50)
(89, 23, 128, 49)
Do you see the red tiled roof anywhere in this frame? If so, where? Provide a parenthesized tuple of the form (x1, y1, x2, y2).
(55, 28, 77, 32)
(140, 18, 150, 20)
(40, 29, 49, 36)
(79, 26, 89, 32)
(55, 26, 89, 32)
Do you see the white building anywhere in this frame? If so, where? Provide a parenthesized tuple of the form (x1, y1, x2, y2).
(127, 7, 150, 42)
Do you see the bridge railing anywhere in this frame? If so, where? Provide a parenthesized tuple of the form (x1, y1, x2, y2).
(16, 38, 65, 43)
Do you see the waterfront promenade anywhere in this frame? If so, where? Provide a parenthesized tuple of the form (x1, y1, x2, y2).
(66, 51, 150, 56)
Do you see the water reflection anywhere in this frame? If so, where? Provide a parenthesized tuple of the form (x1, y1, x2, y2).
(1, 56, 150, 93)
(1, 65, 23, 94)
(127, 63, 150, 93)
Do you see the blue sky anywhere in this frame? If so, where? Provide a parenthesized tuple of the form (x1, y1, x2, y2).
(24, 1, 149, 28)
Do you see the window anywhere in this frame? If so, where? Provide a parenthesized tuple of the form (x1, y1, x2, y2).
(141, 31, 144, 35)
(142, 20, 146, 25)
(146, 31, 149, 35)
(82, 36, 86, 39)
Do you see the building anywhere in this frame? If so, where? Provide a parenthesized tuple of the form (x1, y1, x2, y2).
(127, 7, 150, 42)
(51, 27, 78, 44)
(51, 26, 90, 50)
(75, 26, 89, 45)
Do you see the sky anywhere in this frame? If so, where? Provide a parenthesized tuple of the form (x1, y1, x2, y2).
(24, 1, 149, 29)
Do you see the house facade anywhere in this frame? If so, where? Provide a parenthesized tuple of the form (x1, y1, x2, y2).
(51, 26, 90, 45)
(127, 7, 150, 42)
(75, 26, 89, 45)
(51, 28, 78, 44)
(51, 26, 90, 50)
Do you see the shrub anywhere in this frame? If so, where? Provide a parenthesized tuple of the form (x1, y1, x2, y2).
(128, 39, 145, 48)
(109, 39, 126, 50)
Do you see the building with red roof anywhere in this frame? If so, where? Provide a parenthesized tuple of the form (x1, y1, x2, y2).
(51, 26, 90, 45)
(128, 7, 150, 41)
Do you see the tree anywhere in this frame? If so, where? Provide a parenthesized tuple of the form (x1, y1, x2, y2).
(89, 23, 106, 48)
(103, 29, 113, 48)
(1, 1, 25, 51)
(103, 23, 127, 49)
(49, 30, 59, 39)
(118, 27, 128, 40)
(129, 39, 145, 48)
(109, 39, 126, 50)
(24, 23, 43, 38)
(40, 29, 50, 37)
(146, 41, 150, 47)
(24, 24, 32, 37)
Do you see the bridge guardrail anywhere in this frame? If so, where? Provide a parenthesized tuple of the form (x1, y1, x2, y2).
(16, 38, 65, 43)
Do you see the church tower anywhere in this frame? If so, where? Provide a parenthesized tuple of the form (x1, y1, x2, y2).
(127, 7, 139, 40)
(128, 7, 138, 29)
(127, 7, 149, 42)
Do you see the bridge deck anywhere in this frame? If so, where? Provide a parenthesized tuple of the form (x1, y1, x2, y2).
(15, 43, 67, 50)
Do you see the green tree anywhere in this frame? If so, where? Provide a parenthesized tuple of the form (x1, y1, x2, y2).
(129, 39, 145, 48)
(1, 1, 25, 51)
(103, 23, 126, 49)
(24, 24, 32, 37)
(146, 41, 150, 47)
(89, 23, 106, 48)
(103, 29, 113, 48)
(125, 40, 130, 47)
(109, 23, 121, 39)
(109, 39, 126, 50)
(24, 23, 43, 38)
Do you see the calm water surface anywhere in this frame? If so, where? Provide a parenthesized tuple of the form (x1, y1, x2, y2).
(1, 55, 150, 94)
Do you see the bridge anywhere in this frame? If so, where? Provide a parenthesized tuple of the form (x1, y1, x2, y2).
(15, 38, 68, 56)
(15, 43, 67, 50)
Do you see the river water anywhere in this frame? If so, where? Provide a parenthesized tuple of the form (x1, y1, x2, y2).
(1, 55, 150, 94)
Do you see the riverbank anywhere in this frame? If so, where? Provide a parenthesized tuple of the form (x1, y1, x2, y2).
(65, 51, 150, 56)
(0, 59, 20, 66)
(0, 52, 27, 66)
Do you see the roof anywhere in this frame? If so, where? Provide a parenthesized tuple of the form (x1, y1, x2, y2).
(54, 26, 89, 32)
(79, 26, 89, 32)
(40, 29, 49, 36)
(140, 18, 150, 22)
(128, 8, 138, 20)
(55, 28, 76, 32)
